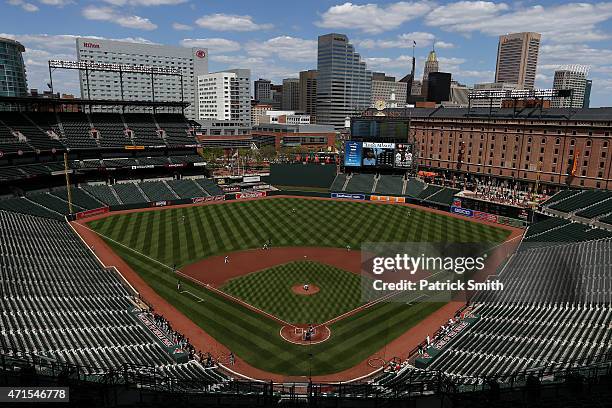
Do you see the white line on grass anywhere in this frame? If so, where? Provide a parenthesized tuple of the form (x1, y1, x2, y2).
(73, 221, 296, 328)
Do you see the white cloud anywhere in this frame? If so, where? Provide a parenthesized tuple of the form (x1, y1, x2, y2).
(39, 0, 73, 6)
(103, 0, 187, 5)
(180, 38, 241, 52)
(82, 6, 157, 30)
(172, 23, 192, 31)
(425, 2, 612, 43)
(425, 1, 509, 27)
(195, 13, 273, 32)
(245, 36, 316, 62)
(7, 0, 39, 12)
(357, 32, 455, 50)
(316, 1, 434, 34)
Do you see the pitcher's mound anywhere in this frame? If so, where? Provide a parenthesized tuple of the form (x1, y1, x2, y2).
(280, 324, 331, 345)
(291, 284, 320, 295)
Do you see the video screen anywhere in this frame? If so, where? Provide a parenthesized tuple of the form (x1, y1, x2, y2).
(344, 141, 363, 167)
(394, 143, 414, 168)
(361, 142, 395, 167)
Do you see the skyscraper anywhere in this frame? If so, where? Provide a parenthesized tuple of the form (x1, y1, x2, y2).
(495, 32, 541, 89)
(299, 70, 317, 122)
(583, 80, 592, 108)
(422, 48, 439, 82)
(281, 78, 299, 110)
(254, 78, 272, 102)
(0, 37, 28, 97)
(316, 33, 372, 129)
(552, 65, 589, 108)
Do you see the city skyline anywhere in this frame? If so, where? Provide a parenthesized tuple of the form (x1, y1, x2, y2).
(2, 0, 612, 106)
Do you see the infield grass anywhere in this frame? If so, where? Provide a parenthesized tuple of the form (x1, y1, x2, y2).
(87, 197, 510, 376)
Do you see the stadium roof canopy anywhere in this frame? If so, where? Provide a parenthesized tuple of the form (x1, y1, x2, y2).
(0, 95, 190, 110)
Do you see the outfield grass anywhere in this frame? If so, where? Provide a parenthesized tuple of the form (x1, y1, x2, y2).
(88, 198, 510, 268)
(88, 198, 510, 376)
(221, 261, 374, 324)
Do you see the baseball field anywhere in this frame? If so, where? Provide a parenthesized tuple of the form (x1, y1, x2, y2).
(84, 197, 511, 377)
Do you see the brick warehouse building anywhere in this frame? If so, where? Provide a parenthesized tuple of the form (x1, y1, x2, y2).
(355, 107, 612, 190)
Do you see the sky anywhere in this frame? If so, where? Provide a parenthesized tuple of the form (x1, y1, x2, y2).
(2, 0, 612, 107)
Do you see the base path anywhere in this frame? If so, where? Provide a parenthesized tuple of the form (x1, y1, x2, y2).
(71, 195, 523, 383)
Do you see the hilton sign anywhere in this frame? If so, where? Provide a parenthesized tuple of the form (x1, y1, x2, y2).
(83, 42, 100, 49)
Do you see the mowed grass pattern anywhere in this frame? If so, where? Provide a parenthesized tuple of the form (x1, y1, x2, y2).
(221, 261, 367, 324)
(88, 198, 510, 268)
(87, 198, 511, 376)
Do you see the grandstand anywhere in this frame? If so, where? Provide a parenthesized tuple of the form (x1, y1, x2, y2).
(0, 209, 227, 385)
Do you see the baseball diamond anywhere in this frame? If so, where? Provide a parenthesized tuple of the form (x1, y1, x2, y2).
(84, 197, 511, 376)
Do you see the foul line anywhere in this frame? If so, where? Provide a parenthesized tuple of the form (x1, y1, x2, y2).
(181, 290, 204, 303)
(72, 221, 297, 329)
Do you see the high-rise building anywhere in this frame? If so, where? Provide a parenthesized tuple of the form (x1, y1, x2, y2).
(426, 72, 451, 103)
(254, 78, 271, 101)
(316, 33, 372, 129)
(76, 38, 208, 120)
(371, 72, 407, 107)
(583, 80, 592, 108)
(197, 69, 251, 127)
(422, 49, 439, 82)
(299, 70, 317, 121)
(270, 84, 283, 110)
(551, 65, 589, 108)
(495, 32, 541, 89)
(282, 78, 299, 110)
(0, 37, 28, 97)
(421, 48, 439, 99)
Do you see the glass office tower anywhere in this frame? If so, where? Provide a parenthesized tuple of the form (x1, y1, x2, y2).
(316, 33, 372, 130)
(0, 37, 28, 97)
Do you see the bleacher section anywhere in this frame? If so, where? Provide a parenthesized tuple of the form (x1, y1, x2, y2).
(417, 185, 443, 200)
(549, 190, 612, 213)
(49, 187, 105, 210)
(139, 181, 178, 202)
(575, 198, 612, 219)
(124, 114, 162, 146)
(195, 178, 224, 196)
(345, 174, 375, 193)
(81, 184, 122, 206)
(330, 174, 347, 191)
(523, 220, 612, 244)
(542, 189, 582, 206)
(0, 209, 227, 385)
(405, 178, 426, 197)
(424, 187, 460, 206)
(167, 179, 208, 199)
(374, 175, 404, 195)
(27, 192, 85, 216)
(0, 112, 197, 154)
(113, 183, 148, 204)
(378, 238, 612, 385)
(155, 114, 193, 147)
(269, 163, 337, 189)
(0, 197, 62, 220)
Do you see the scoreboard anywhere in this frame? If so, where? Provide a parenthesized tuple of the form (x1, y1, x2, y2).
(344, 141, 416, 170)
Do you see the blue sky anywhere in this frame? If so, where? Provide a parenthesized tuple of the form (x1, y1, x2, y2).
(2, 0, 612, 106)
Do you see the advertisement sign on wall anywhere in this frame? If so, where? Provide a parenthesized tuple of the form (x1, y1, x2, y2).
(236, 191, 267, 199)
(331, 192, 366, 200)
